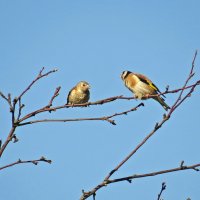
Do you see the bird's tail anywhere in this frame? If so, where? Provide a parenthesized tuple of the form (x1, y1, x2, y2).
(154, 96, 170, 111)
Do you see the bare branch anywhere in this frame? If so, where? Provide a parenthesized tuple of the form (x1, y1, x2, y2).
(18, 103, 144, 126)
(17, 97, 25, 121)
(47, 86, 61, 108)
(0, 92, 13, 110)
(108, 163, 200, 183)
(191, 50, 198, 74)
(16, 67, 58, 103)
(0, 91, 9, 104)
(17, 80, 200, 124)
(146, 82, 200, 99)
(103, 113, 169, 181)
(168, 50, 198, 116)
(11, 98, 17, 125)
(18, 95, 131, 123)
(0, 68, 58, 158)
(0, 127, 16, 157)
(0, 156, 52, 171)
(80, 162, 200, 199)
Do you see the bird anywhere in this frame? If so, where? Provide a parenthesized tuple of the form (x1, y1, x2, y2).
(67, 81, 90, 105)
(121, 71, 170, 111)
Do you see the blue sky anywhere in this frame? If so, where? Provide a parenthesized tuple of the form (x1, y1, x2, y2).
(0, 1, 200, 199)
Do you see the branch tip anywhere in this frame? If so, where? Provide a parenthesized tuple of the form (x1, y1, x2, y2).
(140, 102, 145, 106)
(180, 160, 185, 168)
(53, 68, 59, 72)
(162, 182, 166, 190)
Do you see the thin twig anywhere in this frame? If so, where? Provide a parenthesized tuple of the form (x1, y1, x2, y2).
(0, 92, 10, 105)
(168, 50, 198, 116)
(157, 182, 166, 200)
(0, 156, 52, 171)
(17, 97, 25, 120)
(16, 67, 58, 103)
(47, 86, 61, 108)
(147, 82, 200, 98)
(0, 92, 13, 111)
(18, 103, 144, 126)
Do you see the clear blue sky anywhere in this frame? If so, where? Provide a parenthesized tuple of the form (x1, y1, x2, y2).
(0, 1, 200, 199)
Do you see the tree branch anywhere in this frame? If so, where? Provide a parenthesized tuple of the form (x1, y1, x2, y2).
(0, 67, 58, 158)
(80, 162, 199, 199)
(16, 67, 58, 103)
(16, 81, 200, 124)
(18, 103, 144, 126)
(108, 162, 200, 183)
(0, 156, 52, 171)
(47, 86, 61, 108)
(0, 127, 16, 157)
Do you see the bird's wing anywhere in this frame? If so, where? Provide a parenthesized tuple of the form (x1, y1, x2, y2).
(67, 87, 75, 104)
(135, 73, 166, 98)
(67, 91, 71, 104)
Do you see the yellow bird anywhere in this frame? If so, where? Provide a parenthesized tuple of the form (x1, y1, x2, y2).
(67, 81, 90, 104)
(121, 71, 170, 111)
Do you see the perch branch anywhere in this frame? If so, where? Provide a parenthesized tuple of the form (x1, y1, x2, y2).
(17, 80, 200, 124)
(18, 103, 144, 126)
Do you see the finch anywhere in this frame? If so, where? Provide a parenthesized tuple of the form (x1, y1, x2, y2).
(121, 71, 170, 111)
(67, 81, 90, 105)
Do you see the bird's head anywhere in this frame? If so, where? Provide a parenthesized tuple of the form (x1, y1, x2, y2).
(121, 71, 132, 81)
(77, 81, 90, 91)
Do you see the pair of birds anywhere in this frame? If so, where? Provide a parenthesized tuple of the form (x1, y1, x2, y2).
(67, 71, 170, 111)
